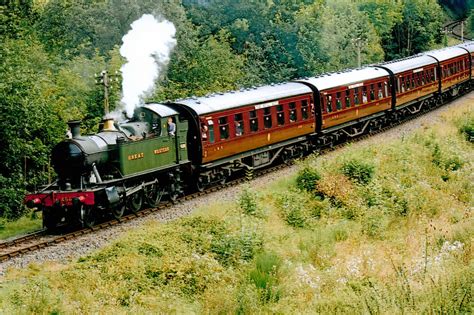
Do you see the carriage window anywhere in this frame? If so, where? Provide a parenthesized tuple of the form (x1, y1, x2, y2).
(219, 117, 229, 140)
(370, 84, 375, 101)
(264, 107, 272, 129)
(345, 90, 351, 107)
(207, 120, 215, 143)
(326, 96, 332, 113)
(301, 100, 309, 119)
(354, 88, 360, 105)
(385, 82, 390, 96)
(249, 110, 258, 132)
(289, 102, 297, 121)
(377, 83, 383, 99)
(234, 113, 244, 136)
(362, 86, 368, 103)
(336, 92, 342, 110)
(276, 105, 285, 125)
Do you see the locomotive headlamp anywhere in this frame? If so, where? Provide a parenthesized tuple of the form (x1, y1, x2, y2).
(26, 198, 41, 208)
(72, 196, 86, 206)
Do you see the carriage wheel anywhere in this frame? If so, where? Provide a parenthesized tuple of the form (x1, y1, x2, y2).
(145, 182, 164, 207)
(281, 150, 292, 165)
(80, 205, 96, 228)
(196, 177, 206, 192)
(219, 173, 227, 185)
(128, 192, 143, 214)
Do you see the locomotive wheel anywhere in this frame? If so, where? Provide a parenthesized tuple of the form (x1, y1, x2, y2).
(111, 203, 125, 219)
(144, 182, 164, 207)
(80, 205, 96, 228)
(169, 193, 178, 203)
(43, 207, 60, 230)
(128, 192, 143, 214)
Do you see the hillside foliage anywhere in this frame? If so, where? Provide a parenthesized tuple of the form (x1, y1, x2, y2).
(0, 0, 453, 218)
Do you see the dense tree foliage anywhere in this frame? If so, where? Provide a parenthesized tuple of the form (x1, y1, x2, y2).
(438, 0, 474, 18)
(0, 0, 451, 219)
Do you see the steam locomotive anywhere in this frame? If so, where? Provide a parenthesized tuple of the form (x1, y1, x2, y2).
(25, 42, 474, 229)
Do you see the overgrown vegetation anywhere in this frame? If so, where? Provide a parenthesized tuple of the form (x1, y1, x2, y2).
(0, 0, 450, 219)
(0, 98, 471, 313)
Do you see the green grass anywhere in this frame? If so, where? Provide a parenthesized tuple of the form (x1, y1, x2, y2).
(0, 213, 42, 240)
(0, 102, 472, 313)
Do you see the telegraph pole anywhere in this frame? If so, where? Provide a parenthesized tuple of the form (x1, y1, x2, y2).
(352, 37, 366, 68)
(95, 70, 120, 115)
(441, 27, 452, 47)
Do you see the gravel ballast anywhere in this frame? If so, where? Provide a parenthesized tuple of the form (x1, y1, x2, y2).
(1, 92, 472, 276)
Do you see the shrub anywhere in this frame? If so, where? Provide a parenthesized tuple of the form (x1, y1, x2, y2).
(239, 188, 259, 216)
(340, 159, 375, 185)
(431, 142, 464, 174)
(295, 167, 321, 192)
(458, 116, 474, 143)
(360, 210, 386, 239)
(249, 252, 282, 304)
(331, 226, 349, 242)
(211, 231, 262, 266)
(276, 193, 307, 228)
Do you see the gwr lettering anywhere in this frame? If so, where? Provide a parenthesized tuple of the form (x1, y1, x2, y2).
(128, 152, 144, 160)
(154, 147, 170, 155)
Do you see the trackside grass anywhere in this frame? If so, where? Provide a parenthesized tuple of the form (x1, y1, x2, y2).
(0, 213, 42, 240)
(0, 103, 472, 313)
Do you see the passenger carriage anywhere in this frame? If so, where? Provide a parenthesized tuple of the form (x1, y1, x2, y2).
(168, 83, 315, 188)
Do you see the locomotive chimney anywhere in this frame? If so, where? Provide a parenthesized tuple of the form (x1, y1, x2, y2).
(67, 120, 81, 139)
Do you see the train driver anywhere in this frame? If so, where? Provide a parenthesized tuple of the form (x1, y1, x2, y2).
(167, 117, 176, 136)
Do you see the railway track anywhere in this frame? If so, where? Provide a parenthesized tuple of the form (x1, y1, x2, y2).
(445, 19, 472, 42)
(0, 89, 472, 263)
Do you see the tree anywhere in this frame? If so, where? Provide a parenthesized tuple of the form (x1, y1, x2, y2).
(318, 1, 385, 70)
(388, 0, 444, 59)
(154, 30, 245, 100)
(0, 37, 64, 218)
(468, 10, 474, 36)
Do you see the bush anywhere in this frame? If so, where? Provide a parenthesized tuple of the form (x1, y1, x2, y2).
(248, 252, 282, 304)
(276, 192, 308, 228)
(458, 116, 474, 143)
(340, 159, 375, 185)
(239, 188, 259, 216)
(211, 231, 262, 266)
(360, 210, 386, 239)
(296, 167, 321, 192)
(431, 142, 464, 174)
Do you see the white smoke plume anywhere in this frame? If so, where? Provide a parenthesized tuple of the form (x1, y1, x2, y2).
(120, 14, 176, 117)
